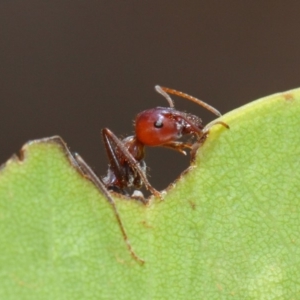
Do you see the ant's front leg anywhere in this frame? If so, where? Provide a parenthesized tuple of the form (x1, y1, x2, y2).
(73, 153, 145, 264)
(102, 128, 162, 200)
(162, 141, 193, 156)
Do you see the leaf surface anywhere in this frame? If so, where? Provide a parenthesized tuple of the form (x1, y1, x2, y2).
(0, 89, 299, 299)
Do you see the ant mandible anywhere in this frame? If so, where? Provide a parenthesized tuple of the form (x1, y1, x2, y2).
(74, 85, 229, 263)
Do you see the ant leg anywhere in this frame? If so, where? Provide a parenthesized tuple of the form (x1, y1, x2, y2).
(102, 129, 128, 186)
(103, 128, 163, 200)
(190, 134, 208, 160)
(102, 129, 149, 202)
(161, 141, 193, 156)
(74, 153, 145, 264)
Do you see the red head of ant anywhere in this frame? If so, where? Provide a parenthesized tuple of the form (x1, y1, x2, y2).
(135, 107, 203, 146)
(135, 86, 218, 148)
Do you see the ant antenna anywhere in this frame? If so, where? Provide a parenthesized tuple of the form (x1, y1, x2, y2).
(158, 86, 222, 117)
(155, 85, 175, 108)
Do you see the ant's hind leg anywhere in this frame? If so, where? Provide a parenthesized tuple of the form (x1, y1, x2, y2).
(102, 128, 163, 200)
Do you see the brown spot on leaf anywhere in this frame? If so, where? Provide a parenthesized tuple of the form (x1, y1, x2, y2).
(188, 200, 196, 210)
(140, 220, 153, 229)
(16, 147, 25, 161)
(283, 93, 294, 102)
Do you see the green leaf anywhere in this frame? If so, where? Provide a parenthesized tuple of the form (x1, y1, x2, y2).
(0, 89, 299, 299)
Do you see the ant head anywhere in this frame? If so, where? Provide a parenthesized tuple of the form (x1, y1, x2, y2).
(134, 85, 222, 147)
(135, 107, 203, 146)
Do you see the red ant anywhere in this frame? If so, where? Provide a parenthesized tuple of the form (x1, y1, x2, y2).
(74, 85, 229, 264)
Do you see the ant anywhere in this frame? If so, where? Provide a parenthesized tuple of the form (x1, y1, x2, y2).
(74, 85, 229, 264)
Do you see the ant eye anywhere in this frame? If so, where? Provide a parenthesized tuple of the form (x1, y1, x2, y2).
(154, 119, 163, 128)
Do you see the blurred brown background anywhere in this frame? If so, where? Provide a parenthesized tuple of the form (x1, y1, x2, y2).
(1, 1, 299, 190)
